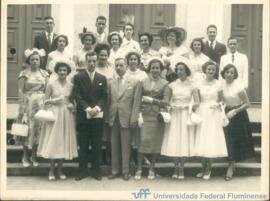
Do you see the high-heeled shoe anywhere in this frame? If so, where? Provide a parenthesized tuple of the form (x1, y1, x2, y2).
(196, 172, 204, 178)
(134, 170, 142, 180)
(224, 165, 235, 181)
(58, 173, 67, 180)
(147, 169, 155, 180)
(202, 170, 211, 180)
(178, 167, 184, 180)
(22, 158, 31, 168)
(30, 156, 40, 167)
(171, 166, 178, 179)
(48, 171, 56, 181)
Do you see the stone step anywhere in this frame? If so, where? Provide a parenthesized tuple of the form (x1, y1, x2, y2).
(7, 162, 261, 177)
(6, 145, 262, 163)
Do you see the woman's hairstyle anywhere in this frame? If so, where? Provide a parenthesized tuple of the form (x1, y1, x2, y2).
(202, 60, 219, 78)
(220, 64, 239, 79)
(80, 33, 96, 45)
(53, 34, 69, 48)
(174, 62, 191, 77)
(138, 32, 154, 46)
(190, 38, 205, 52)
(165, 30, 183, 47)
(54, 62, 72, 74)
(107, 32, 123, 46)
(146, 58, 164, 74)
(94, 43, 110, 56)
(123, 23, 135, 36)
(125, 51, 141, 66)
(25, 51, 41, 65)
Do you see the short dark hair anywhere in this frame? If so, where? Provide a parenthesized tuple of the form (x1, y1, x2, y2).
(126, 51, 141, 66)
(85, 51, 97, 61)
(220, 64, 239, 80)
(227, 36, 238, 44)
(53, 35, 69, 48)
(44, 16, 54, 21)
(25, 51, 41, 65)
(54, 62, 72, 74)
(146, 59, 164, 73)
(207, 24, 217, 32)
(174, 62, 191, 77)
(202, 60, 219, 79)
(80, 32, 96, 45)
(139, 32, 154, 46)
(107, 32, 123, 46)
(94, 43, 110, 57)
(123, 23, 135, 36)
(190, 38, 205, 52)
(96, 16, 107, 23)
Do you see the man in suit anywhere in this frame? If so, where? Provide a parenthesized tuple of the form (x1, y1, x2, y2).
(95, 16, 108, 44)
(73, 51, 107, 181)
(220, 37, 249, 89)
(33, 16, 57, 69)
(106, 57, 141, 181)
(203, 25, 227, 64)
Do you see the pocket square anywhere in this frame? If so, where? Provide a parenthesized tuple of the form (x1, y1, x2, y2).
(98, 83, 103, 86)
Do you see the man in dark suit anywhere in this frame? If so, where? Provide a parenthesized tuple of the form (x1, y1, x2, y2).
(73, 51, 107, 181)
(203, 24, 226, 64)
(33, 16, 57, 69)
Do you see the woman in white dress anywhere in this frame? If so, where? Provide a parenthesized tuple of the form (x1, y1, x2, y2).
(107, 31, 124, 66)
(73, 28, 96, 71)
(158, 27, 189, 82)
(125, 51, 148, 82)
(161, 59, 200, 180)
(38, 60, 78, 180)
(194, 61, 228, 180)
(120, 23, 140, 53)
(46, 35, 75, 83)
(189, 38, 210, 84)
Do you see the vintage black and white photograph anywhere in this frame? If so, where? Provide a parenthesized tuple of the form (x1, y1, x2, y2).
(1, 0, 269, 200)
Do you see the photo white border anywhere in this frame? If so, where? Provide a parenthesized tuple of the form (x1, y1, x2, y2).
(1, 0, 269, 200)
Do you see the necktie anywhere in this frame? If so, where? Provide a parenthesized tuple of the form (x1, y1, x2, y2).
(232, 54, 235, 63)
(48, 33, 52, 47)
(210, 42, 214, 50)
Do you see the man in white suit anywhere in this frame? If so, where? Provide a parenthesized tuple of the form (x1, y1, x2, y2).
(106, 57, 141, 181)
(220, 37, 249, 89)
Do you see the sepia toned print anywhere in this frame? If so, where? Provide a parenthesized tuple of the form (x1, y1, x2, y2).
(1, 0, 269, 200)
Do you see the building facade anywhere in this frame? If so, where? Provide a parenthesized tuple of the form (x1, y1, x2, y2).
(7, 4, 262, 103)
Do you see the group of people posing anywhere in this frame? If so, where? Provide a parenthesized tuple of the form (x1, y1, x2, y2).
(15, 15, 254, 182)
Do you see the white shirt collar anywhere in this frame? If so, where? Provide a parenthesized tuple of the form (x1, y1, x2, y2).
(87, 70, 95, 79)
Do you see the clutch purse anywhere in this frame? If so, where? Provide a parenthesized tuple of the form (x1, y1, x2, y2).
(187, 100, 202, 126)
(35, 109, 56, 122)
(157, 112, 171, 123)
(187, 112, 202, 126)
(11, 123, 28, 137)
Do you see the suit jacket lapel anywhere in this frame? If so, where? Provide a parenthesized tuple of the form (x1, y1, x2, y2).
(82, 71, 92, 91)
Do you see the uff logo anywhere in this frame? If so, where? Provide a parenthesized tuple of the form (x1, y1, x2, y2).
(132, 188, 151, 199)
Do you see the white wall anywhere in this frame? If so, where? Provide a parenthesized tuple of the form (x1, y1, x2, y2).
(52, 4, 231, 54)
(52, 4, 109, 55)
(175, 4, 231, 49)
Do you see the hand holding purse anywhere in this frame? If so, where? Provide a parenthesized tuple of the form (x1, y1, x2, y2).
(35, 109, 55, 122)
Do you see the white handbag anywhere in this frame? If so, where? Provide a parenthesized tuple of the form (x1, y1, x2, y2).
(11, 123, 28, 137)
(34, 109, 56, 122)
(187, 100, 202, 126)
(157, 112, 171, 123)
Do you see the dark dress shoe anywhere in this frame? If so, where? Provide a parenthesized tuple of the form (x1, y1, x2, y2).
(75, 173, 88, 181)
(122, 174, 130, 181)
(92, 171, 102, 181)
(108, 174, 120, 180)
